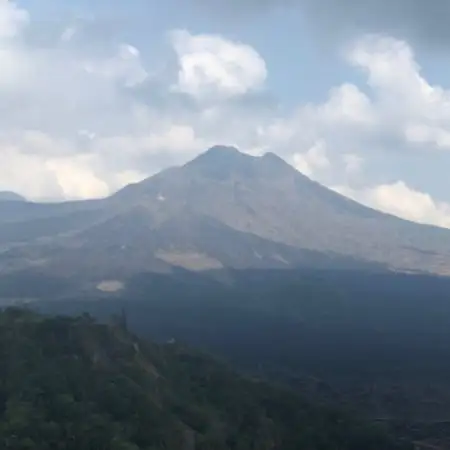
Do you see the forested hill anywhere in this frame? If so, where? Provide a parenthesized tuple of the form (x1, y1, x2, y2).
(0, 308, 411, 450)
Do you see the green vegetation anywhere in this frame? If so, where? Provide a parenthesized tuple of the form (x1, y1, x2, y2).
(38, 269, 450, 420)
(0, 308, 411, 449)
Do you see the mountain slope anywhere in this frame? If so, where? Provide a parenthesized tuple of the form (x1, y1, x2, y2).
(0, 308, 411, 450)
(113, 145, 450, 274)
(1, 145, 450, 286)
(0, 191, 27, 202)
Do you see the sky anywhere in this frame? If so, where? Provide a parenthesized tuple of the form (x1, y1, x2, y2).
(3, 0, 450, 228)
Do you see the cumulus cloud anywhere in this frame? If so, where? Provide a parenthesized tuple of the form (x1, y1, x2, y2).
(170, 29, 267, 100)
(257, 34, 450, 180)
(0, 3, 275, 200)
(332, 182, 450, 228)
(276, 34, 450, 161)
(0, 1, 28, 38)
(293, 141, 329, 179)
(0, 3, 201, 200)
(351, 35, 450, 151)
(342, 154, 363, 174)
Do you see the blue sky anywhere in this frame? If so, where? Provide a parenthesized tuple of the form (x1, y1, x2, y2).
(21, 0, 354, 104)
(5, 0, 450, 228)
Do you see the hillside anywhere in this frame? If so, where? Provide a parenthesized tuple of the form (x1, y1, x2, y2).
(0, 308, 411, 450)
(35, 269, 450, 419)
(31, 269, 450, 448)
(2, 146, 450, 295)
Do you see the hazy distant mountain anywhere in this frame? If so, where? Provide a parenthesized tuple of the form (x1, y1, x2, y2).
(0, 191, 26, 202)
(2, 145, 450, 290)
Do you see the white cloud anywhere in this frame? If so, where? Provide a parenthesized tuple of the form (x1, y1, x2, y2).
(293, 140, 329, 178)
(0, 3, 203, 200)
(0, 3, 29, 92)
(345, 35, 450, 150)
(0, 5, 274, 200)
(83, 44, 148, 88)
(0, 1, 28, 38)
(170, 29, 267, 100)
(44, 156, 111, 200)
(264, 34, 450, 162)
(369, 182, 450, 226)
(342, 153, 363, 174)
(318, 83, 374, 125)
(332, 181, 450, 228)
(262, 34, 450, 179)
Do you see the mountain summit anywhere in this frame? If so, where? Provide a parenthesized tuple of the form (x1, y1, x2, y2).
(180, 145, 296, 181)
(195, 144, 243, 159)
(1, 145, 450, 290)
(182, 145, 259, 179)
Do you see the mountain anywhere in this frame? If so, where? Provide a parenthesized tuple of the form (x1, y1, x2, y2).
(2, 145, 450, 295)
(0, 191, 26, 202)
(0, 308, 411, 450)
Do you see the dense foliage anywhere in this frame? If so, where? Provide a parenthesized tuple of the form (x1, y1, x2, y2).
(0, 308, 411, 450)
(37, 269, 450, 418)
(32, 268, 450, 448)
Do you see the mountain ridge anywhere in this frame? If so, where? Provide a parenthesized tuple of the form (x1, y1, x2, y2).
(0, 145, 450, 291)
(0, 191, 27, 202)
